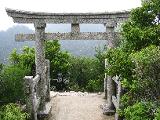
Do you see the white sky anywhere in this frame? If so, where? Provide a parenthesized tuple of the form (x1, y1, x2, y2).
(0, 0, 141, 31)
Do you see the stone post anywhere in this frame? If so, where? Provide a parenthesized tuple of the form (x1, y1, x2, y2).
(115, 80, 122, 120)
(45, 59, 51, 101)
(104, 59, 108, 99)
(34, 21, 46, 111)
(24, 76, 33, 117)
(103, 21, 116, 114)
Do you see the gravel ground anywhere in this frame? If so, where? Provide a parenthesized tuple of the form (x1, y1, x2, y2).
(49, 91, 114, 120)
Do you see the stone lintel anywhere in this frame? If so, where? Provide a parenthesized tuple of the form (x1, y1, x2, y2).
(15, 32, 120, 41)
(6, 8, 130, 24)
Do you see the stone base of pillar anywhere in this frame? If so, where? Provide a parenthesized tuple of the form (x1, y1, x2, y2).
(38, 102, 52, 120)
(101, 104, 115, 115)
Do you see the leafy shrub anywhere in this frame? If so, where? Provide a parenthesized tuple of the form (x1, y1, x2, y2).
(0, 103, 29, 120)
(130, 45, 160, 101)
(124, 102, 155, 120)
(106, 48, 134, 79)
(154, 108, 160, 120)
(45, 41, 70, 87)
(120, 46, 160, 118)
(68, 56, 102, 91)
(10, 47, 35, 75)
(86, 79, 103, 92)
(121, 0, 160, 52)
(0, 65, 30, 104)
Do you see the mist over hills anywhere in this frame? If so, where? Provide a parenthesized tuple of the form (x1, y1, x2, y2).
(0, 24, 107, 64)
(0, 25, 34, 63)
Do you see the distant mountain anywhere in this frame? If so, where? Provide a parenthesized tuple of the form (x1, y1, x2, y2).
(0, 24, 107, 64)
(0, 25, 34, 64)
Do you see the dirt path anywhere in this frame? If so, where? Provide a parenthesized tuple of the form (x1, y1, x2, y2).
(49, 92, 114, 120)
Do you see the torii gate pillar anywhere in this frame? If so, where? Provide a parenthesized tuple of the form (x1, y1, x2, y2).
(103, 22, 116, 114)
(34, 22, 46, 111)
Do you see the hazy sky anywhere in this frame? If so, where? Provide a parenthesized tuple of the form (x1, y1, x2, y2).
(0, 0, 141, 31)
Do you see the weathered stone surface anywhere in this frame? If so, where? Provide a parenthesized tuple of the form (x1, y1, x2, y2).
(45, 59, 51, 101)
(103, 25, 116, 115)
(38, 102, 52, 120)
(34, 22, 47, 113)
(104, 59, 108, 99)
(101, 104, 115, 115)
(24, 76, 33, 117)
(15, 32, 120, 41)
(6, 8, 130, 24)
(71, 23, 80, 33)
(24, 75, 40, 120)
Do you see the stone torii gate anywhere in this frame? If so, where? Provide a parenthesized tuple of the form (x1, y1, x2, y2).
(6, 8, 129, 120)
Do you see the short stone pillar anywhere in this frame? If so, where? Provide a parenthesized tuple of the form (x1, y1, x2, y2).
(34, 21, 46, 111)
(104, 59, 108, 99)
(45, 59, 51, 101)
(103, 22, 116, 114)
(24, 76, 33, 117)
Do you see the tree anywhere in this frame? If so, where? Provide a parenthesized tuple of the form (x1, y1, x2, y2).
(105, 0, 160, 119)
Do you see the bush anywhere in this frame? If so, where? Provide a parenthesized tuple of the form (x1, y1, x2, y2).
(119, 46, 160, 117)
(68, 56, 102, 91)
(0, 103, 29, 120)
(106, 48, 134, 79)
(86, 79, 103, 92)
(0, 65, 30, 104)
(154, 108, 160, 120)
(45, 41, 70, 88)
(10, 47, 35, 75)
(124, 102, 155, 120)
(130, 45, 160, 101)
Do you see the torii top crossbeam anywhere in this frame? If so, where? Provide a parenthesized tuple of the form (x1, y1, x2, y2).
(6, 8, 129, 24)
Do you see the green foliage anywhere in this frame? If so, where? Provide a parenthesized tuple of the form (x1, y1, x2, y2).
(154, 108, 160, 120)
(118, 45, 160, 112)
(65, 56, 104, 92)
(68, 56, 102, 91)
(86, 79, 103, 92)
(45, 40, 70, 81)
(0, 63, 3, 73)
(105, 0, 160, 119)
(106, 48, 134, 79)
(130, 45, 160, 101)
(0, 65, 30, 103)
(120, 45, 160, 109)
(10, 47, 35, 75)
(124, 102, 155, 120)
(121, 0, 160, 51)
(0, 103, 29, 120)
